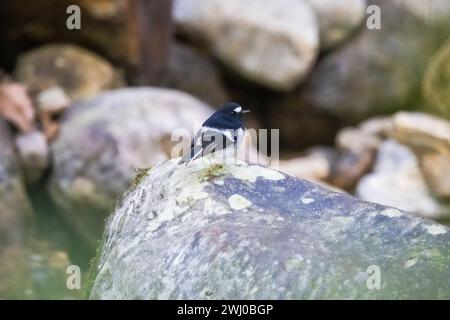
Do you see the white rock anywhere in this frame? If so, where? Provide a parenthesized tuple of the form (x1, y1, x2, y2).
(301, 197, 315, 204)
(15, 130, 49, 184)
(424, 224, 447, 235)
(228, 194, 252, 210)
(336, 127, 381, 153)
(359, 116, 394, 138)
(174, 0, 319, 91)
(36, 86, 70, 113)
(279, 153, 330, 181)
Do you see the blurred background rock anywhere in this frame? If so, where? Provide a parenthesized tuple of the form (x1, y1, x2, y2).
(0, 0, 449, 299)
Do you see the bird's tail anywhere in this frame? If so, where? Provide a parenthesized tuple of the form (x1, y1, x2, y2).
(178, 147, 203, 166)
(178, 156, 188, 165)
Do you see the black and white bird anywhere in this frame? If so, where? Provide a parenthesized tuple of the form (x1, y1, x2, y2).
(179, 102, 250, 165)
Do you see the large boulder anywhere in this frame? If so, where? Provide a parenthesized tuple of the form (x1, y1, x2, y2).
(14, 44, 124, 101)
(174, 0, 319, 91)
(49, 88, 213, 247)
(301, 0, 447, 123)
(90, 159, 450, 299)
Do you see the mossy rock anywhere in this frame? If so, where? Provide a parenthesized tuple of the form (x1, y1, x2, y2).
(423, 38, 450, 117)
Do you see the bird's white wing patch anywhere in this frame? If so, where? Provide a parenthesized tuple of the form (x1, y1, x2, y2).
(202, 126, 235, 142)
(194, 130, 203, 146)
(180, 126, 244, 165)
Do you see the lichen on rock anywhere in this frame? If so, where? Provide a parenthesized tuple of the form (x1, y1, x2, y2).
(90, 159, 450, 299)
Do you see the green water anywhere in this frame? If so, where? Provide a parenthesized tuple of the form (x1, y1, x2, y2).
(0, 184, 96, 299)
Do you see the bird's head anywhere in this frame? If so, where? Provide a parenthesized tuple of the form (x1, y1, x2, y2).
(218, 102, 251, 119)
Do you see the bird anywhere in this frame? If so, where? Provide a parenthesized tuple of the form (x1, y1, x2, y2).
(179, 102, 250, 165)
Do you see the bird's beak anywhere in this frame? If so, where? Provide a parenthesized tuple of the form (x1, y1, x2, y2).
(241, 109, 251, 113)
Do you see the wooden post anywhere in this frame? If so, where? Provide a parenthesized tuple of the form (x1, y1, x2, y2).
(128, 0, 173, 85)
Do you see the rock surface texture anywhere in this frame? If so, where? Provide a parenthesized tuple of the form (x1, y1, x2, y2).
(90, 159, 450, 299)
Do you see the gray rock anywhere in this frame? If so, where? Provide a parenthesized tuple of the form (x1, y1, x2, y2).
(49, 87, 213, 247)
(90, 159, 450, 299)
(174, 0, 319, 91)
(0, 119, 31, 246)
(330, 126, 381, 191)
(301, 0, 446, 122)
(330, 150, 375, 192)
(163, 43, 229, 106)
(356, 139, 450, 220)
(305, 0, 366, 49)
